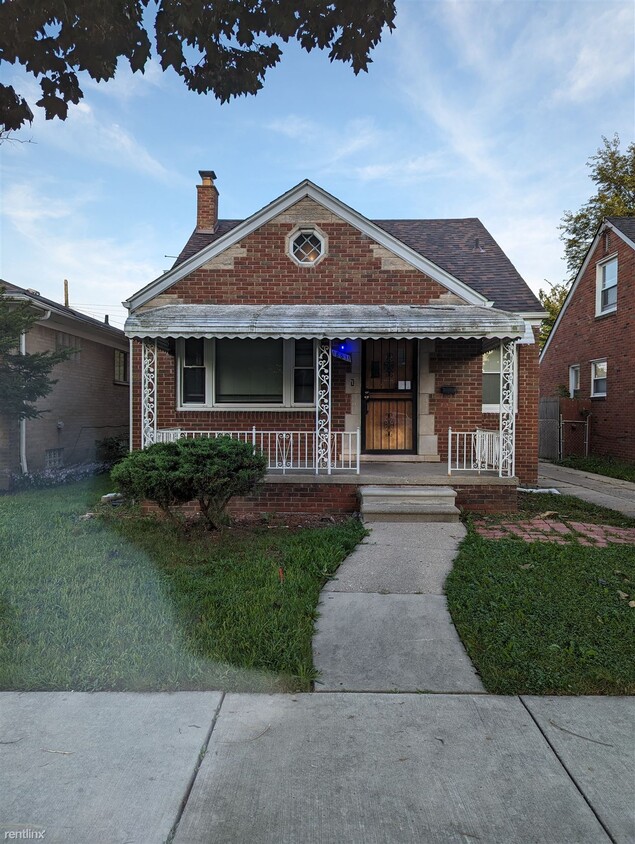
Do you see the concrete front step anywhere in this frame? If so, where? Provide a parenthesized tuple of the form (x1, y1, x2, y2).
(359, 485, 460, 523)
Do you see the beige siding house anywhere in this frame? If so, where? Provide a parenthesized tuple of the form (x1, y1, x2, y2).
(0, 282, 129, 489)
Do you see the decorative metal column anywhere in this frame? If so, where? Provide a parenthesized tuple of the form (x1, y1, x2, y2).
(141, 338, 158, 448)
(315, 339, 332, 474)
(498, 339, 516, 477)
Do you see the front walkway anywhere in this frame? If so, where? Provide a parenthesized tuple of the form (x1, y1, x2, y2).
(312, 522, 484, 692)
(538, 461, 635, 517)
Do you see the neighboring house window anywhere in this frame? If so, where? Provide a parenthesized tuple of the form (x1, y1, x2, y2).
(114, 350, 129, 384)
(591, 359, 607, 397)
(45, 448, 64, 469)
(287, 226, 327, 266)
(568, 365, 580, 398)
(179, 339, 315, 408)
(56, 331, 81, 362)
(482, 345, 517, 413)
(596, 257, 617, 315)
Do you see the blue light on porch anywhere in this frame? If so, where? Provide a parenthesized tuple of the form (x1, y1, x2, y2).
(332, 341, 352, 363)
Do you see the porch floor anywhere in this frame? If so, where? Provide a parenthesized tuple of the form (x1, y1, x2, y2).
(264, 462, 517, 486)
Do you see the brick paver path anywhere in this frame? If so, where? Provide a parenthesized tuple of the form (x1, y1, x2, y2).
(474, 518, 635, 547)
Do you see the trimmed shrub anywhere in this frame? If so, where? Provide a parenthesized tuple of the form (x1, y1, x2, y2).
(111, 437, 267, 528)
(96, 435, 129, 466)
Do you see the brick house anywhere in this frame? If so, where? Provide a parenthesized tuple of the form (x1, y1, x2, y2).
(124, 174, 544, 515)
(540, 217, 635, 462)
(0, 282, 130, 489)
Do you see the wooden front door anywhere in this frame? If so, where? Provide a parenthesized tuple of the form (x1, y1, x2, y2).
(362, 339, 417, 453)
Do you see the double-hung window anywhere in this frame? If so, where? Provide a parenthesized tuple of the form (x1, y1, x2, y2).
(179, 338, 315, 408)
(591, 359, 607, 397)
(481, 344, 518, 413)
(596, 257, 617, 315)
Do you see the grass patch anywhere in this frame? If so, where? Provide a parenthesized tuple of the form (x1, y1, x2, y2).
(515, 491, 635, 528)
(555, 455, 635, 483)
(0, 478, 365, 692)
(446, 525, 635, 695)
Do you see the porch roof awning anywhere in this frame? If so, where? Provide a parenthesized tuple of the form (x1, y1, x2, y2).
(124, 304, 525, 340)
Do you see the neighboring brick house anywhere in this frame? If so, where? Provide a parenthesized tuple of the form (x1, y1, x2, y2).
(124, 173, 544, 514)
(0, 282, 130, 489)
(540, 218, 635, 462)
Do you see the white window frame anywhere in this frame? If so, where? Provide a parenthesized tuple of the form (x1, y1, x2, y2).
(590, 359, 607, 398)
(176, 338, 317, 411)
(568, 364, 580, 397)
(481, 345, 518, 414)
(595, 255, 617, 316)
(286, 225, 327, 267)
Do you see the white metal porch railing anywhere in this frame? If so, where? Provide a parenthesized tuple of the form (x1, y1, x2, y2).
(447, 428, 501, 475)
(154, 427, 361, 474)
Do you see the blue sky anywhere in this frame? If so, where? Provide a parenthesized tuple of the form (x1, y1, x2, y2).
(1, 0, 633, 328)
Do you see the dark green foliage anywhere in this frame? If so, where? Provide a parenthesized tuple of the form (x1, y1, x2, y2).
(538, 281, 569, 348)
(0, 286, 74, 420)
(556, 455, 635, 484)
(0, 1, 396, 131)
(95, 435, 130, 466)
(560, 134, 635, 281)
(112, 437, 267, 528)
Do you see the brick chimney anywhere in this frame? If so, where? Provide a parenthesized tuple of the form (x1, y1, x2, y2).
(197, 170, 218, 232)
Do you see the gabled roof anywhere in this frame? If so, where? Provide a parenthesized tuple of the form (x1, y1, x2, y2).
(1, 279, 127, 343)
(540, 216, 635, 361)
(125, 180, 541, 313)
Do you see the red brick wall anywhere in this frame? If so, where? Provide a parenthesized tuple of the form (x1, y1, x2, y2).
(131, 198, 539, 479)
(430, 335, 539, 485)
(540, 230, 635, 461)
(141, 481, 517, 518)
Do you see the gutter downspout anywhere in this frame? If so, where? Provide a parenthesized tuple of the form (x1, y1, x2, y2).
(19, 331, 28, 474)
(18, 309, 52, 475)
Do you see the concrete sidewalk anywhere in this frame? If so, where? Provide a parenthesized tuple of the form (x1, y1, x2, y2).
(538, 461, 635, 517)
(2, 691, 633, 843)
(312, 522, 484, 693)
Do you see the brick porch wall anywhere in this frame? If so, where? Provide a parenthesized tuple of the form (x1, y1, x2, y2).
(141, 481, 517, 518)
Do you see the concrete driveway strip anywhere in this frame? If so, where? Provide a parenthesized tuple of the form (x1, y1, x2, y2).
(173, 693, 610, 844)
(538, 462, 635, 517)
(313, 593, 483, 692)
(523, 696, 635, 844)
(0, 691, 222, 844)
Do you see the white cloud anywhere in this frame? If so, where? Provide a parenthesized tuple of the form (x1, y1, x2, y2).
(84, 58, 166, 102)
(4, 72, 176, 182)
(552, 5, 634, 103)
(1, 180, 162, 327)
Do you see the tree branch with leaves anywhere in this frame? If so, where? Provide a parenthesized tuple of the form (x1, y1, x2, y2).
(560, 134, 635, 281)
(0, 288, 74, 420)
(0, 0, 396, 132)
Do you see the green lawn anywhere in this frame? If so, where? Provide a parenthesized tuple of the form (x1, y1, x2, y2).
(0, 477, 365, 692)
(555, 455, 635, 483)
(446, 494, 635, 695)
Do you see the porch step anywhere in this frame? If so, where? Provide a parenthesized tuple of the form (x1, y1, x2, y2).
(359, 485, 460, 523)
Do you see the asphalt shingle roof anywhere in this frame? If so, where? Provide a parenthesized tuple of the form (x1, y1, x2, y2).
(608, 216, 635, 243)
(173, 217, 542, 313)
